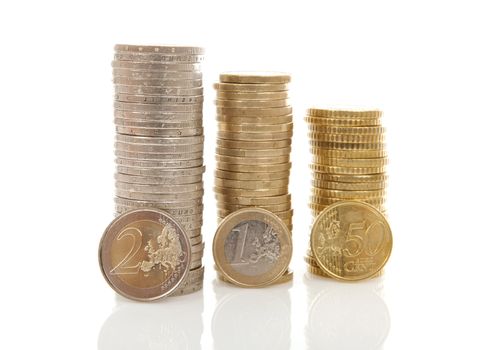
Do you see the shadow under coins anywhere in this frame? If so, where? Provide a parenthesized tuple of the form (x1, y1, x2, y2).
(304, 273, 391, 350)
(98, 291, 204, 350)
(212, 279, 292, 350)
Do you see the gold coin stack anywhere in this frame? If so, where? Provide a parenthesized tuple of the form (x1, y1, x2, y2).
(213, 72, 294, 284)
(111, 44, 205, 295)
(304, 108, 388, 277)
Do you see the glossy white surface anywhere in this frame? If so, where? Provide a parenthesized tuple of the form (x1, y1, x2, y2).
(1, 0, 491, 348)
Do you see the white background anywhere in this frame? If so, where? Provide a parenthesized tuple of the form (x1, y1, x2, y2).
(1, 0, 490, 349)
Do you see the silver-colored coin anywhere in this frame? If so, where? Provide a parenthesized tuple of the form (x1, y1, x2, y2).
(116, 134, 204, 145)
(113, 77, 202, 88)
(114, 93, 204, 104)
(189, 235, 203, 246)
(114, 111, 203, 123)
(114, 53, 204, 63)
(114, 118, 202, 129)
(115, 204, 203, 217)
(114, 197, 203, 212)
(113, 68, 202, 80)
(116, 189, 204, 201)
(176, 220, 203, 232)
(112, 60, 201, 71)
(114, 84, 203, 96)
(115, 173, 202, 185)
(115, 150, 203, 161)
(114, 44, 204, 55)
(116, 165, 205, 176)
(115, 141, 203, 154)
(189, 259, 202, 270)
(116, 158, 203, 169)
(174, 213, 204, 224)
(116, 126, 203, 137)
(115, 181, 203, 193)
(114, 101, 202, 112)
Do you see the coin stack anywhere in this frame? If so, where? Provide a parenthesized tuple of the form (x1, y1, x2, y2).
(111, 44, 205, 295)
(304, 108, 388, 277)
(213, 72, 293, 285)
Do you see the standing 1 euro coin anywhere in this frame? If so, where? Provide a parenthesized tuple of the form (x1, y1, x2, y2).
(213, 208, 292, 287)
(99, 209, 191, 301)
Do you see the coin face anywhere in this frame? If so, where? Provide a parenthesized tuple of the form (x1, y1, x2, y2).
(99, 209, 191, 301)
(310, 201, 392, 281)
(213, 208, 292, 287)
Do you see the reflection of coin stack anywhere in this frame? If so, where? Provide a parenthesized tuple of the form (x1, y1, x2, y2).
(213, 72, 293, 284)
(111, 44, 205, 294)
(304, 109, 387, 276)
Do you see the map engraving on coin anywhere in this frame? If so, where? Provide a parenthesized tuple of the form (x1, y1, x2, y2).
(99, 209, 191, 301)
(311, 201, 392, 281)
(213, 208, 292, 287)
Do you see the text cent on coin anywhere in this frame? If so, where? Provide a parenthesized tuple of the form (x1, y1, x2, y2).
(99, 209, 191, 301)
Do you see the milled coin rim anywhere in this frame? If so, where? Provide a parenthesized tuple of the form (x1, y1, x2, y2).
(310, 201, 392, 281)
(212, 208, 292, 288)
(99, 208, 192, 301)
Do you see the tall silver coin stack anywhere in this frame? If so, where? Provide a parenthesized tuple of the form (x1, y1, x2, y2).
(112, 44, 205, 295)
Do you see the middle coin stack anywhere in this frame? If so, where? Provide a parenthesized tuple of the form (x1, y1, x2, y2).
(213, 72, 294, 231)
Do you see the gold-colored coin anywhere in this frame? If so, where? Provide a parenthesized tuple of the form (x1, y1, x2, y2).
(214, 186, 288, 197)
(216, 138, 291, 150)
(312, 188, 386, 199)
(217, 90, 288, 100)
(305, 116, 381, 127)
(215, 154, 289, 165)
(311, 157, 388, 168)
(310, 195, 385, 206)
(99, 209, 191, 301)
(310, 201, 392, 281)
(215, 99, 289, 108)
(217, 106, 292, 117)
(219, 72, 291, 84)
(310, 147, 387, 159)
(214, 177, 289, 190)
(217, 114, 292, 125)
(215, 169, 290, 181)
(307, 124, 385, 135)
(311, 172, 388, 183)
(308, 141, 385, 150)
(309, 201, 386, 215)
(218, 130, 292, 141)
(213, 208, 292, 287)
(312, 179, 386, 191)
(214, 82, 289, 92)
(215, 266, 293, 285)
(215, 193, 291, 205)
(308, 132, 385, 143)
(216, 201, 291, 213)
(216, 162, 291, 173)
(216, 146, 291, 157)
(307, 109, 382, 119)
(310, 163, 386, 175)
(217, 122, 293, 133)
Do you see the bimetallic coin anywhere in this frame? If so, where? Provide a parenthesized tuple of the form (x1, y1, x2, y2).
(113, 77, 202, 88)
(116, 189, 204, 201)
(114, 110, 203, 122)
(114, 52, 204, 63)
(217, 201, 291, 213)
(215, 154, 289, 165)
(310, 201, 392, 281)
(214, 177, 289, 190)
(169, 266, 205, 296)
(116, 165, 204, 176)
(215, 99, 289, 108)
(114, 118, 202, 129)
(214, 193, 291, 206)
(216, 90, 288, 100)
(114, 44, 205, 55)
(115, 181, 203, 193)
(115, 150, 202, 161)
(115, 94, 204, 104)
(307, 109, 382, 119)
(215, 169, 289, 181)
(115, 173, 202, 185)
(116, 126, 203, 137)
(215, 162, 291, 173)
(113, 68, 202, 80)
(99, 209, 191, 301)
(114, 85, 203, 96)
(213, 208, 292, 287)
(216, 114, 293, 125)
(114, 197, 203, 212)
(115, 141, 203, 154)
(217, 122, 293, 133)
(115, 205, 203, 219)
(215, 146, 291, 158)
(217, 130, 292, 141)
(217, 106, 292, 117)
(112, 60, 201, 71)
(219, 72, 291, 84)
(116, 158, 203, 169)
(116, 134, 204, 146)
(214, 186, 288, 197)
(217, 268, 293, 285)
(214, 82, 289, 92)
(216, 138, 291, 150)
(115, 101, 202, 112)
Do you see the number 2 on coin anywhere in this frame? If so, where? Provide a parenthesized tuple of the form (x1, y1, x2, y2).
(110, 227, 143, 275)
